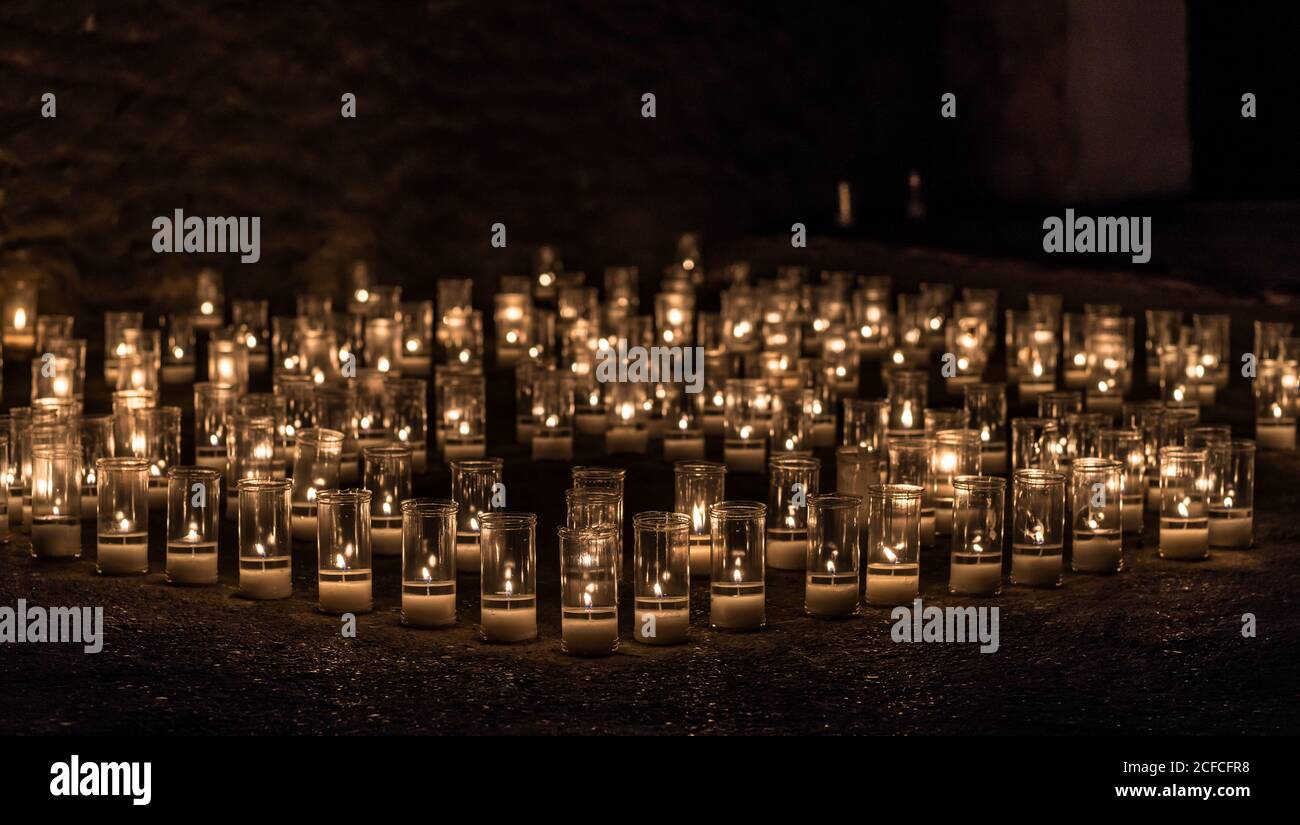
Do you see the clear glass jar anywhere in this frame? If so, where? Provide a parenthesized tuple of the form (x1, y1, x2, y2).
(1207, 439, 1254, 549)
(1158, 447, 1209, 561)
(494, 293, 532, 366)
(312, 382, 359, 482)
(1099, 427, 1146, 535)
(864, 483, 922, 606)
(104, 310, 144, 381)
(632, 511, 691, 645)
(950, 476, 1005, 596)
(166, 466, 221, 585)
(208, 334, 249, 391)
(237, 478, 292, 600)
(225, 414, 277, 517)
(479, 511, 538, 643)
(1038, 390, 1082, 421)
(399, 299, 435, 372)
(769, 387, 813, 455)
(95, 457, 149, 575)
(964, 382, 1007, 474)
(401, 499, 458, 627)
(194, 382, 239, 470)
(124, 406, 181, 508)
(571, 466, 625, 577)
(289, 428, 343, 543)
(723, 378, 769, 473)
(1070, 457, 1124, 573)
(559, 524, 620, 656)
(77, 414, 113, 519)
(842, 398, 887, 456)
(932, 429, 980, 535)
(837, 444, 880, 530)
(1254, 359, 1296, 450)
(363, 316, 400, 373)
(363, 444, 412, 557)
(885, 369, 927, 438)
(1010, 469, 1065, 588)
(674, 460, 725, 576)
(316, 489, 373, 614)
(1145, 309, 1183, 378)
(709, 501, 766, 631)
(806, 493, 861, 618)
(887, 437, 935, 547)
(767, 455, 819, 571)
(1012, 417, 1060, 471)
(450, 457, 503, 574)
(530, 365, 574, 461)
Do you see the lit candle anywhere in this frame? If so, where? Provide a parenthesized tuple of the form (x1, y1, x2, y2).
(1208, 440, 1255, 549)
(290, 428, 343, 543)
(316, 490, 373, 614)
(723, 379, 767, 473)
(479, 512, 538, 643)
(805, 494, 861, 618)
(708, 501, 766, 631)
(1158, 447, 1210, 561)
(166, 467, 221, 585)
(30, 444, 83, 559)
(767, 455, 819, 571)
(1070, 458, 1124, 573)
(401, 499, 458, 627)
(451, 458, 503, 575)
(95, 458, 150, 576)
(237, 479, 293, 600)
(864, 484, 922, 606)
(1010, 469, 1065, 587)
(559, 525, 620, 656)
(948, 476, 1005, 596)
(363, 444, 412, 557)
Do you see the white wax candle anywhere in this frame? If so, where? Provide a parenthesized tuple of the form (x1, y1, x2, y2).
(318, 575, 373, 614)
(949, 553, 1002, 596)
(689, 537, 711, 577)
(605, 426, 648, 454)
(865, 565, 919, 605)
(371, 523, 402, 557)
(1010, 544, 1063, 587)
(1121, 498, 1144, 534)
(161, 363, 196, 384)
(1072, 534, 1123, 573)
(805, 575, 860, 617)
(633, 600, 689, 645)
(575, 413, 607, 436)
(724, 443, 766, 473)
(813, 421, 836, 448)
(1159, 521, 1210, 560)
(443, 441, 486, 461)
(981, 446, 1008, 475)
(167, 543, 219, 585)
(240, 563, 292, 599)
(531, 435, 574, 461)
(766, 533, 807, 571)
(97, 535, 149, 575)
(1255, 422, 1295, 450)
(31, 521, 81, 558)
(1209, 509, 1252, 549)
(662, 437, 706, 461)
(921, 511, 937, 547)
(402, 586, 457, 627)
(561, 612, 619, 656)
(291, 507, 318, 543)
(710, 590, 766, 630)
(1018, 382, 1054, 403)
(456, 535, 481, 574)
(481, 598, 538, 643)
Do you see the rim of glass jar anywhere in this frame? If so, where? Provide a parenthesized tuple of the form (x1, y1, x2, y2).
(237, 477, 292, 494)
(865, 483, 923, 502)
(231, 413, 276, 431)
(195, 381, 239, 396)
(964, 381, 1006, 397)
(362, 443, 413, 461)
(1013, 468, 1066, 487)
(935, 428, 981, 447)
(1040, 390, 1082, 405)
(1229, 438, 1256, 455)
(769, 454, 819, 472)
(953, 475, 1005, 493)
(572, 466, 626, 482)
(478, 511, 536, 530)
(31, 443, 79, 460)
(809, 492, 862, 512)
(1070, 457, 1123, 473)
(886, 436, 935, 454)
(450, 457, 503, 474)
(1185, 425, 1232, 444)
(401, 497, 457, 517)
(1013, 417, 1059, 429)
(1158, 446, 1206, 462)
(673, 459, 726, 477)
(166, 465, 221, 482)
(316, 488, 373, 507)
(633, 511, 690, 532)
(556, 523, 617, 544)
(709, 500, 765, 520)
(297, 427, 344, 447)
(96, 457, 149, 474)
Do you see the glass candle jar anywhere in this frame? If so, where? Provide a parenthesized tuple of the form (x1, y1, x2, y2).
(166, 466, 221, 585)
(1099, 427, 1147, 535)
(479, 512, 538, 643)
(125, 406, 181, 509)
(77, 414, 113, 519)
(1039, 389, 1083, 422)
(316, 489, 373, 614)
(450, 457, 503, 574)
(571, 466, 625, 576)
(558, 524, 620, 656)
(949, 476, 1005, 596)
(767, 455, 819, 571)
(362, 316, 399, 373)
(2, 277, 37, 350)
(1014, 315, 1059, 401)
(194, 268, 224, 328)
(1085, 329, 1127, 415)
(399, 299, 435, 373)
(1254, 359, 1296, 450)
(769, 388, 813, 455)
(298, 327, 340, 384)
(531, 366, 574, 461)
(964, 382, 1008, 474)
(383, 377, 429, 472)
(604, 380, 650, 455)
(944, 311, 988, 385)
(354, 369, 390, 448)
(842, 398, 887, 456)
(225, 414, 277, 518)
(887, 438, 935, 547)
(932, 429, 980, 535)
(1207, 439, 1255, 549)
(162, 312, 197, 382)
(440, 373, 487, 460)
(104, 311, 144, 382)
(400, 499, 458, 627)
(1062, 313, 1089, 387)
(723, 378, 769, 473)
(838, 444, 880, 530)
(709, 501, 766, 631)
(194, 382, 239, 470)
(95, 457, 150, 575)
(237, 478, 292, 600)
(885, 369, 927, 438)
(289, 428, 343, 543)
(208, 335, 249, 391)
(864, 483, 922, 606)
(1012, 417, 1060, 471)
(632, 511, 691, 645)
(662, 389, 705, 461)
(1145, 309, 1183, 379)
(1070, 457, 1124, 573)
(1060, 412, 1108, 465)
(1158, 447, 1209, 561)
(313, 383, 359, 482)
(805, 493, 861, 618)
(31, 354, 78, 403)
(674, 460, 725, 576)
(363, 444, 412, 557)
(924, 407, 967, 435)
(494, 293, 532, 366)
(1010, 469, 1066, 587)
(1193, 313, 1230, 392)
(821, 325, 860, 394)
